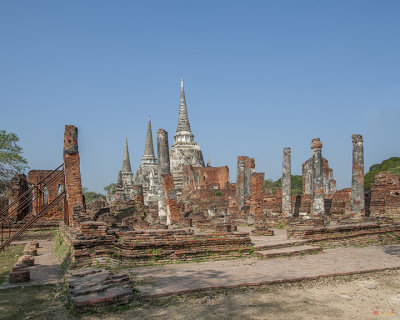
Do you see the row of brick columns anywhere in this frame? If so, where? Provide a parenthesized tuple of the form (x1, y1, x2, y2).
(60, 124, 366, 225)
(280, 135, 365, 219)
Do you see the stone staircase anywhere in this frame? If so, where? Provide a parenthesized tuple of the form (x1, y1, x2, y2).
(254, 245, 323, 259)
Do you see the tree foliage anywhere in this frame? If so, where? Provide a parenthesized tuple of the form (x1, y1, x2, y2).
(0, 130, 28, 195)
(104, 183, 116, 194)
(364, 157, 400, 189)
(264, 175, 303, 195)
(82, 187, 104, 203)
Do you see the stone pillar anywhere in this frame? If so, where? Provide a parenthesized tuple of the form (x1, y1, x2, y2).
(311, 138, 325, 217)
(236, 156, 255, 210)
(282, 147, 292, 216)
(351, 134, 365, 218)
(250, 172, 265, 223)
(63, 125, 84, 226)
(157, 129, 170, 223)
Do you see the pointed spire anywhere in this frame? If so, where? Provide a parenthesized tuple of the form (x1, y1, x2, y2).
(143, 115, 156, 160)
(122, 138, 132, 172)
(176, 78, 192, 133)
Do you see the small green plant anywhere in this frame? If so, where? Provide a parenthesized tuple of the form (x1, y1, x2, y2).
(248, 246, 254, 254)
(215, 191, 222, 196)
(277, 222, 285, 229)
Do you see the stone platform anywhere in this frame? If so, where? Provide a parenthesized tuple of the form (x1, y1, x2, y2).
(134, 245, 400, 298)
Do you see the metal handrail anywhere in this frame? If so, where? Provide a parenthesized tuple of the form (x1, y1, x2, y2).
(0, 164, 64, 223)
(0, 191, 66, 251)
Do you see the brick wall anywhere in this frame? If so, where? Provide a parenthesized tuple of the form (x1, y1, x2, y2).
(182, 165, 229, 190)
(27, 170, 65, 220)
(369, 172, 400, 216)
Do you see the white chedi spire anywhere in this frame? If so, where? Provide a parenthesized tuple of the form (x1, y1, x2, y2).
(174, 78, 194, 144)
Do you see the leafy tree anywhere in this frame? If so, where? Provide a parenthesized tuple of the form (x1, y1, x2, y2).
(82, 187, 103, 203)
(104, 183, 116, 194)
(264, 175, 303, 195)
(364, 157, 400, 189)
(0, 130, 28, 195)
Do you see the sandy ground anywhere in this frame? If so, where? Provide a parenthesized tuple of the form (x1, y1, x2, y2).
(81, 270, 400, 320)
(1, 270, 400, 319)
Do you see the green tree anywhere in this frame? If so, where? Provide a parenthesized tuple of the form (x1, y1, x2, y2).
(0, 130, 28, 195)
(264, 175, 303, 195)
(104, 183, 116, 194)
(82, 187, 103, 203)
(364, 157, 400, 189)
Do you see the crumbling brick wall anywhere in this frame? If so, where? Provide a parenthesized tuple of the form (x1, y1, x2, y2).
(27, 170, 65, 220)
(369, 172, 400, 216)
(8, 174, 30, 221)
(182, 165, 229, 190)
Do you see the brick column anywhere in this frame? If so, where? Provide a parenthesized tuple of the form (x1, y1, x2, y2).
(161, 173, 179, 224)
(63, 125, 84, 226)
(157, 129, 170, 223)
(250, 172, 265, 222)
(311, 138, 325, 217)
(282, 147, 292, 216)
(351, 134, 365, 218)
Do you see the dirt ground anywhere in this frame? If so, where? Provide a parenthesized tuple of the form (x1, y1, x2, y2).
(1, 270, 400, 320)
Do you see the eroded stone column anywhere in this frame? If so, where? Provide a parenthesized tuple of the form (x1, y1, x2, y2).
(282, 147, 292, 216)
(351, 134, 365, 218)
(311, 138, 324, 217)
(157, 129, 170, 224)
(236, 156, 255, 210)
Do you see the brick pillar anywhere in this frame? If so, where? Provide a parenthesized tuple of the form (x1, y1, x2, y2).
(157, 129, 170, 223)
(161, 173, 179, 224)
(311, 138, 325, 217)
(282, 147, 292, 216)
(132, 185, 144, 205)
(63, 125, 84, 226)
(250, 172, 264, 222)
(236, 156, 255, 210)
(351, 134, 365, 218)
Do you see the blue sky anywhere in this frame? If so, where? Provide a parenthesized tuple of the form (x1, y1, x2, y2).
(1, 1, 399, 193)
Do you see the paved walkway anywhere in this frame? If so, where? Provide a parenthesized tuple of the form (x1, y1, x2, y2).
(134, 245, 400, 297)
(0, 240, 61, 289)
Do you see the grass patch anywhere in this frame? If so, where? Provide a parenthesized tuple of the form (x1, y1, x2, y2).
(0, 284, 67, 320)
(0, 244, 23, 284)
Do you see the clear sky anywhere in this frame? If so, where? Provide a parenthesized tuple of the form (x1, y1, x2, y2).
(1, 1, 399, 193)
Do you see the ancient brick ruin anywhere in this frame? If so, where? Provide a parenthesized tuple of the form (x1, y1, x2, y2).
(3, 80, 400, 306)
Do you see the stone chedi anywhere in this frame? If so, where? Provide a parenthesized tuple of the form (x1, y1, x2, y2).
(110, 139, 135, 201)
(169, 79, 205, 191)
(135, 116, 159, 205)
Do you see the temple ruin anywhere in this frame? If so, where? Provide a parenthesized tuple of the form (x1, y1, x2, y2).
(2, 80, 400, 312)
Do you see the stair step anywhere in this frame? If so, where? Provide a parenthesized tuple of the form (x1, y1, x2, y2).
(253, 240, 307, 251)
(255, 245, 323, 259)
